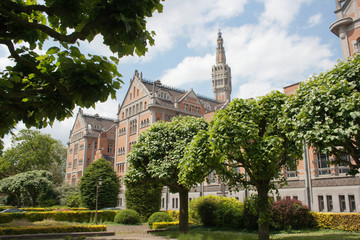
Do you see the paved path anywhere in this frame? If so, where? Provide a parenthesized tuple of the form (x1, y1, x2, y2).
(87, 224, 171, 240)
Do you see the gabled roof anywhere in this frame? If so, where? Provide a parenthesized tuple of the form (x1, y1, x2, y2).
(83, 113, 115, 135)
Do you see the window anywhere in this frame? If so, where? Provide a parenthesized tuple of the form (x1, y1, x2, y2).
(286, 159, 298, 178)
(88, 143, 91, 149)
(129, 141, 136, 151)
(117, 147, 125, 155)
(339, 195, 346, 212)
(162, 198, 165, 208)
(144, 101, 147, 109)
(122, 112, 124, 119)
(73, 159, 78, 169)
(74, 144, 78, 154)
(119, 198, 123, 207)
(317, 153, 331, 175)
(326, 195, 333, 212)
(79, 144, 84, 150)
(107, 144, 113, 153)
(349, 195, 356, 212)
(293, 196, 298, 200)
(94, 142, 97, 150)
(140, 102, 143, 111)
(129, 120, 137, 135)
(69, 148, 73, 153)
(137, 89, 139, 96)
(338, 155, 351, 174)
(208, 171, 217, 184)
(176, 198, 179, 209)
(79, 159, 83, 165)
(184, 103, 188, 111)
(130, 93, 132, 100)
(354, 38, 360, 52)
(318, 195, 324, 212)
(118, 128, 126, 136)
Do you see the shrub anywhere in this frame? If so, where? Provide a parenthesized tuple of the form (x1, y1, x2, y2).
(114, 209, 140, 225)
(0, 225, 106, 235)
(148, 212, 173, 228)
(270, 199, 315, 230)
(242, 196, 258, 230)
(79, 158, 120, 210)
(164, 210, 179, 221)
(189, 196, 244, 229)
(125, 182, 162, 221)
(65, 193, 81, 208)
(312, 212, 360, 231)
(152, 221, 194, 230)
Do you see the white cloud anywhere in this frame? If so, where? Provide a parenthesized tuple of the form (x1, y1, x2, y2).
(307, 13, 323, 27)
(161, 54, 214, 87)
(259, 0, 312, 28)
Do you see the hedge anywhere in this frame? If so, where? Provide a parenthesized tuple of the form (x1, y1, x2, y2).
(152, 221, 193, 230)
(0, 225, 106, 235)
(0, 210, 118, 224)
(312, 212, 360, 232)
(163, 210, 179, 221)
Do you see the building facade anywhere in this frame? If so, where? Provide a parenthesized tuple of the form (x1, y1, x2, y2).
(66, 0, 360, 213)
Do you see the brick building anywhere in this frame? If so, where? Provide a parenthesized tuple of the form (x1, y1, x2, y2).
(66, 0, 360, 213)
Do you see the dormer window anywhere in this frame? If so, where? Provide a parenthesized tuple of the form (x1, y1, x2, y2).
(93, 124, 102, 130)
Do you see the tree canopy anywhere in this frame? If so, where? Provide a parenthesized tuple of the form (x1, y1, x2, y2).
(181, 91, 302, 240)
(0, 129, 67, 184)
(79, 158, 120, 210)
(124, 116, 209, 233)
(0, 0, 164, 149)
(283, 54, 360, 175)
(0, 170, 53, 207)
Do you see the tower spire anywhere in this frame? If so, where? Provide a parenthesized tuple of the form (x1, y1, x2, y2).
(212, 31, 232, 103)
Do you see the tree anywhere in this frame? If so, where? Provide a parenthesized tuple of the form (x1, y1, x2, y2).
(125, 182, 162, 220)
(124, 116, 208, 233)
(283, 54, 360, 175)
(0, 0, 164, 149)
(180, 92, 302, 240)
(0, 170, 53, 207)
(0, 129, 67, 185)
(79, 158, 120, 210)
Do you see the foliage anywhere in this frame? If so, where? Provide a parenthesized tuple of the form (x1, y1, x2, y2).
(0, 170, 53, 207)
(0, 0, 164, 149)
(165, 210, 180, 221)
(0, 210, 118, 224)
(270, 199, 315, 230)
(181, 91, 302, 240)
(152, 221, 193, 230)
(189, 196, 243, 229)
(312, 212, 360, 232)
(79, 158, 120, 210)
(283, 54, 360, 175)
(148, 212, 173, 228)
(124, 116, 209, 233)
(38, 188, 59, 207)
(65, 192, 81, 208)
(125, 182, 162, 221)
(59, 184, 79, 206)
(114, 209, 141, 225)
(242, 196, 260, 230)
(0, 225, 106, 235)
(0, 130, 67, 185)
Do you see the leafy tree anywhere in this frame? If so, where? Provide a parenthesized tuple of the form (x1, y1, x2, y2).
(0, 170, 53, 207)
(124, 116, 208, 233)
(0, 0, 164, 149)
(181, 92, 302, 240)
(0, 129, 66, 185)
(125, 182, 162, 220)
(283, 54, 360, 175)
(79, 158, 120, 210)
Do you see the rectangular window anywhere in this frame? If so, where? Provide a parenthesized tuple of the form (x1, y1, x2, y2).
(317, 153, 331, 175)
(339, 195, 346, 212)
(286, 159, 298, 178)
(293, 196, 298, 200)
(107, 144, 113, 153)
(326, 195, 333, 212)
(338, 155, 351, 174)
(162, 198, 165, 208)
(349, 195, 356, 212)
(208, 171, 217, 183)
(176, 198, 179, 209)
(318, 195, 324, 212)
(172, 198, 175, 208)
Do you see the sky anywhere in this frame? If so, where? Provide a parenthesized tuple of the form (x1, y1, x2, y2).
(1, 0, 343, 148)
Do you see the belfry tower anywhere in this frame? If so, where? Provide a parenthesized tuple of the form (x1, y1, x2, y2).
(212, 31, 232, 103)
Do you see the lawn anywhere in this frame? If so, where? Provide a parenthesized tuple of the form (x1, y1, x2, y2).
(152, 228, 360, 240)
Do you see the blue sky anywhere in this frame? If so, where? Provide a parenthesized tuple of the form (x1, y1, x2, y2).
(1, 0, 344, 147)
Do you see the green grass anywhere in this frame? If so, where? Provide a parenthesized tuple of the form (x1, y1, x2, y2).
(152, 228, 360, 240)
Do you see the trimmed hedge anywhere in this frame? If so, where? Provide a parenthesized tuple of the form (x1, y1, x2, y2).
(0, 210, 118, 224)
(0, 225, 106, 235)
(312, 212, 360, 232)
(148, 212, 173, 228)
(152, 221, 193, 230)
(114, 209, 141, 225)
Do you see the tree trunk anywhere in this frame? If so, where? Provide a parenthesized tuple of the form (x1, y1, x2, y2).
(257, 185, 270, 240)
(178, 188, 189, 233)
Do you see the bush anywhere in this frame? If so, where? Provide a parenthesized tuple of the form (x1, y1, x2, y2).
(148, 212, 173, 228)
(312, 212, 360, 231)
(270, 199, 315, 230)
(0, 225, 106, 235)
(65, 193, 81, 208)
(114, 209, 140, 225)
(125, 183, 162, 221)
(242, 196, 259, 230)
(152, 221, 194, 230)
(79, 158, 120, 210)
(38, 188, 59, 207)
(189, 196, 244, 229)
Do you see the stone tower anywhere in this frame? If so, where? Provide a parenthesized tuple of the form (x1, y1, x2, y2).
(330, 0, 360, 59)
(212, 31, 232, 103)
